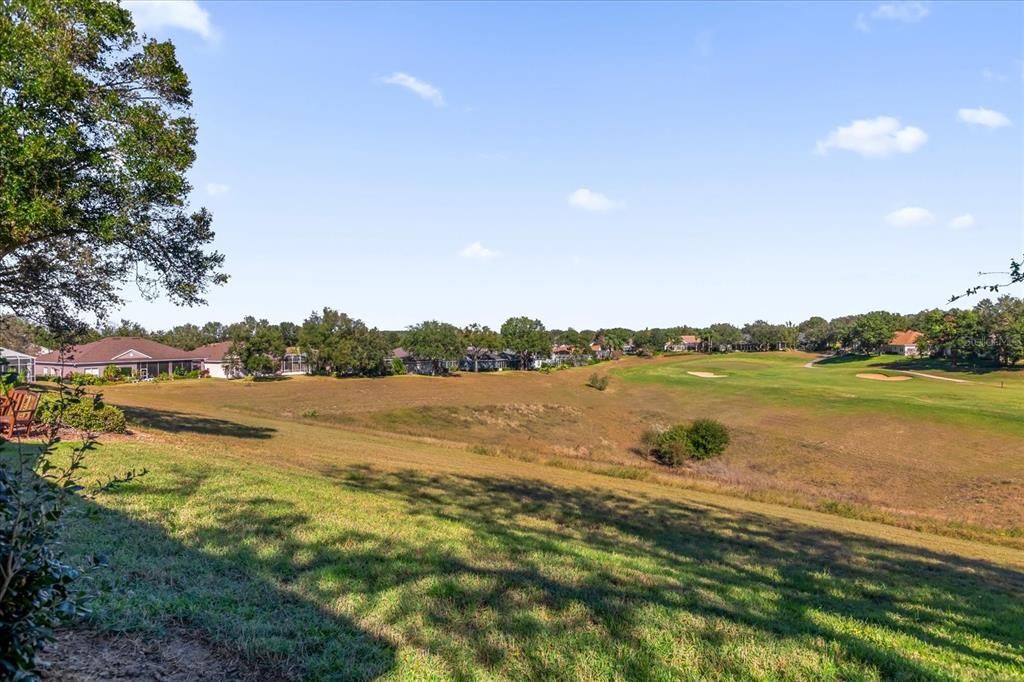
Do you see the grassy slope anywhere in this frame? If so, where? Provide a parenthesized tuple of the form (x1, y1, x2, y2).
(61, 433, 1024, 681)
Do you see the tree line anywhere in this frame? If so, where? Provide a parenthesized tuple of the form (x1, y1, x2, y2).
(2, 296, 1022, 373)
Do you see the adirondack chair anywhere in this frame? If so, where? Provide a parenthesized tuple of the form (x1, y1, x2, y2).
(0, 389, 40, 438)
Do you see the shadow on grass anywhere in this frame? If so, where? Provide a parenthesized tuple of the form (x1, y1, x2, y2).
(70, 458, 1024, 679)
(816, 354, 872, 366)
(121, 406, 276, 439)
(878, 357, 1023, 375)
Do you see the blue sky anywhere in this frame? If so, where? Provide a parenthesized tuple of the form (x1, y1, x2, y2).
(117, 0, 1023, 331)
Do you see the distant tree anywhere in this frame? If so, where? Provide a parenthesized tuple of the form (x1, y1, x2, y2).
(553, 328, 588, 351)
(500, 316, 548, 369)
(299, 308, 387, 376)
(0, 315, 44, 354)
(601, 328, 633, 351)
(0, 0, 225, 339)
(707, 323, 743, 350)
(201, 321, 228, 343)
(279, 321, 300, 348)
(228, 317, 284, 375)
(463, 323, 502, 372)
(158, 323, 206, 350)
(849, 311, 900, 354)
(405, 320, 466, 374)
(797, 317, 830, 351)
(97, 319, 150, 339)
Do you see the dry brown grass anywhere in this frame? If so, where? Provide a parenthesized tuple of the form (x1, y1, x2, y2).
(98, 354, 1024, 545)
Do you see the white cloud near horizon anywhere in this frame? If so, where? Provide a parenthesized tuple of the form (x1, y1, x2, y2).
(957, 107, 1011, 128)
(948, 214, 976, 230)
(206, 182, 230, 196)
(568, 188, 621, 212)
(816, 116, 927, 158)
(459, 242, 498, 261)
(380, 72, 445, 107)
(123, 1, 218, 43)
(857, 1, 930, 31)
(885, 207, 934, 227)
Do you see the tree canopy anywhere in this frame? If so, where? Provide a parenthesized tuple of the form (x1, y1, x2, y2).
(299, 308, 388, 376)
(405, 320, 466, 373)
(501, 316, 548, 364)
(0, 0, 225, 338)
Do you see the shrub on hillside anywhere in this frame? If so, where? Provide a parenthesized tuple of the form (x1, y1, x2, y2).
(587, 373, 610, 391)
(643, 419, 730, 466)
(686, 418, 731, 459)
(37, 393, 127, 434)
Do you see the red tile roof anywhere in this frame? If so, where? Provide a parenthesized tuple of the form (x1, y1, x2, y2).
(35, 337, 195, 366)
(188, 341, 234, 362)
(889, 330, 922, 346)
(679, 335, 700, 344)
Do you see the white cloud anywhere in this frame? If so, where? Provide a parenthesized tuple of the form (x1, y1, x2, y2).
(123, 1, 218, 43)
(568, 188, 621, 212)
(206, 182, 229, 196)
(856, 1, 930, 31)
(816, 116, 927, 158)
(957, 107, 1011, 128)
(459, 242, 498, 261)
(885, 207, 934, 227)
(380, 72, 445, 107)
(948, 213, 976, 230)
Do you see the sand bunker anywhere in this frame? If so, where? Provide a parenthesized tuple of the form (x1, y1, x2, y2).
(687, 371, 728, 379)
(856, 373, 912, 382)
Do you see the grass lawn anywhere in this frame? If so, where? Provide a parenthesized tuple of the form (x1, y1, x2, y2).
(14, 352, 1021, 678)
(51, 438, 1024, 680)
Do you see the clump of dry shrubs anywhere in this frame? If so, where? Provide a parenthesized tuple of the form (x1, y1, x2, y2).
(642, 418, 730, 466)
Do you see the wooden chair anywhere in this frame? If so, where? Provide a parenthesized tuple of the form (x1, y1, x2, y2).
(0, 389, 40, 438)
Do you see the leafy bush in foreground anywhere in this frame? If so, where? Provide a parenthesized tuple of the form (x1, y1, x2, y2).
(644, 419, 730, 465)
(587, 373, 610, 391)
(686, 418, 731, 459)
(37, 393, 127, 434)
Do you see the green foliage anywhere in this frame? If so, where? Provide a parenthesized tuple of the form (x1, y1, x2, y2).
(299, 308, 389, 377)
(644, 419, 730, 465)
(920, 296, 1024, 367)
(301, 409, 319, 419)
(404, 321, 466, 373)
(463, 324, 503, 371)
(102, 365, 126, 383)
(645, 425, 693, 466)
(848, 311, 901, 354)
(1, 381, 145, 676)
(37, 393, 127, 434)
(500, 317, 548, 368)
(587, 373, 610, 391)
(229, 317, 285, 376)
(0, 0, 225, 333)
(68, 373, 104, 386)
(391, 357, 407, 375)
(685, 419, 731, 459)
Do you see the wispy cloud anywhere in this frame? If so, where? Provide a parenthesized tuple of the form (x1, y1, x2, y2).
(958, 107, 1011, 128)
(982, 68, 1007, 83)
(206, 182, 230, 196)
(123, 1, 218, 43)
(568, 188, 622, 212)
(885, 207, 934, 227)
(857, 1, 930, 31)
(459, 242, 498, 261)
(816, 117, 927, 158)
(380, 72, 445, 107)
(948, 214, 976, 230)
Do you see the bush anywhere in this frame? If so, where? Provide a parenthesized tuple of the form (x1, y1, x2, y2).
(643, 419, 730, 466)
(586, 373, 609, 391)
(391, 357, 407, 375)
(301, 409, 319, 418)
(686, 418, 731, 459)
(68, 372, 104, 386)
(102, 364, 126, 382)
(36, 393, 128, 434)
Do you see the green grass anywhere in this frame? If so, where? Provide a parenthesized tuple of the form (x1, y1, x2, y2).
(616, 353, 1024, 436)
(40, 440, 1024, 681)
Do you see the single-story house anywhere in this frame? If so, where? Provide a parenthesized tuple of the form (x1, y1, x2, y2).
(390, 348, 458, 375)
(886, 330, 923, 356)
(459, 349, 522, 372)
(35, 337, 202, 379)
(1, 347, 35, 381)
(188, 341, 241, 378)
(665, 335, 701, 352)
